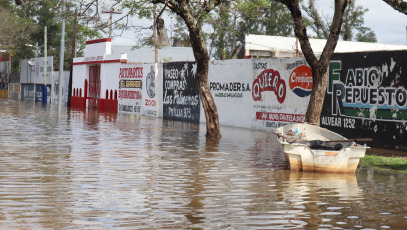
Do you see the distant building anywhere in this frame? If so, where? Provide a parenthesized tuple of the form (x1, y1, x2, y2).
(244, 34, 407, 58)
(71, 38, 195, 114)
(111, 46, 194, 63)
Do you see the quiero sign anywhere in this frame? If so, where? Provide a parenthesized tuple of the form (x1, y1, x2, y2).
(252, 69, 286, 103)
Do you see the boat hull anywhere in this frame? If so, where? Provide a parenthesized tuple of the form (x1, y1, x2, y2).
(276, 124, 368, 173)
(282, 143, 367, 173)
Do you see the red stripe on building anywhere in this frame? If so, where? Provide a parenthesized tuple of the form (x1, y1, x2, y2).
(72, 59, 125, 65)
(86, 38, 112, 45)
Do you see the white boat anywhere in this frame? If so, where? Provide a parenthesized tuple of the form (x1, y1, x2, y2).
(275, 123, 370, 173)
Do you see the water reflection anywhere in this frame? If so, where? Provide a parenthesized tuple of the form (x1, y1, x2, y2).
(0, 99, 407, 229)
(280, 172, 363, 229)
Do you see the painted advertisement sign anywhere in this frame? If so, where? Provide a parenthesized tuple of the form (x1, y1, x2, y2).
(0, 61, 10, 85)
(252, 58, 311, 130)
(208, 59, 253, 128)
(163, 62, 200, 122)
(143, 64, 158, 117)
(0, 61, 10, 97)
(321, 51, 407, 150)
(20, 57, 53, 84)
(22, 84, 35, 101)
(117, 64, 143, 115)
(35, 84, 52, 103)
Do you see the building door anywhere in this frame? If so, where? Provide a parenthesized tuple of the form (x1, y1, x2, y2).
(88, 65, 101, 108)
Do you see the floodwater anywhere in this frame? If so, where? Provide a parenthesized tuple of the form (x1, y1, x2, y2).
(0, 99, 406, 229)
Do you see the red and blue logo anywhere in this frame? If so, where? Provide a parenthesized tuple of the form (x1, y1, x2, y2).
(289, 65, 313, 97)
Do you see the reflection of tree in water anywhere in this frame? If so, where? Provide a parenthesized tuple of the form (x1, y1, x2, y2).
(184, 137, 220, 225)
(152, 120, 212, 226)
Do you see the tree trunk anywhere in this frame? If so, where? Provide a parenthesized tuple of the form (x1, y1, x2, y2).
(198, 69, 222, 138)
(278, 0, 348, 126)
(152, 0, 223, 138)
(305, 68, 328, 125)
(157, 18, 169, 47)
(189, 27, 221, 138)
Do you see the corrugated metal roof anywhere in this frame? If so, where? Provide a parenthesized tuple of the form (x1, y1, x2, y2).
(245, 34, 407, 55)
(111, 46, 195, 63)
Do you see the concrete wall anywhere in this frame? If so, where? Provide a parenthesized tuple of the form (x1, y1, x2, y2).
(72, 57, 312, 132)
(321, 50, 407, 150)
(207, 58, 311, 131)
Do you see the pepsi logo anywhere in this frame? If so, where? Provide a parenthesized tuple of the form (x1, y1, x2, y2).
(289, 65, 312, 97)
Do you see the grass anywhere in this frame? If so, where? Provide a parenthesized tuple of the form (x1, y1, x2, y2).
(360, 154, 407, 173)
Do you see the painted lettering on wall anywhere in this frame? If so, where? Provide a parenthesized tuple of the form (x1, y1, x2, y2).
(84, 56, 104, 62)
(252, 69, 286, 103)
(289, 65, 313, 97)
(286, 60, 307, 70)
(211, 82, 250, 98)
(119, 67, 143, 79)
(329, 61, 407, 119)
(256, 112, 304, 123)
(163, 62, 200, 122)
(210, 82, 251, 92)
(119, 104, 141, 113)
(320, 51, 407, 151)
(119, 79, 142, 89)
(253, 62, 267, 70)
(118, 90, 142, 100)
(320, 116, 356, 129)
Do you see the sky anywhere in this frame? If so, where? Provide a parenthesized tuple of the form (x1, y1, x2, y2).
(316, 0, 407, 45)
(111, 0, 407, 46)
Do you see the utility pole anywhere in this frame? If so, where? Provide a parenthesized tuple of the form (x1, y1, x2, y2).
(154, 4, 158, 63)
(102, 5, 122, 37)
(58, 0, 65, 112)
(68, 8, 78, 107)
(43, 26, 47, 104)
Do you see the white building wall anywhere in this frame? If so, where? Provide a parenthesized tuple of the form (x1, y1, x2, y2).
(142, 63, 160, 117)
(206, 59, 253, 129)
(204, 58, 312, 131)
(101, 62, 121, 99)
(117, 63, 143, 115)
(72, 64, 87, 96)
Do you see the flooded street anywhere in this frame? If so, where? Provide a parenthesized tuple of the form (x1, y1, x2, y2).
(0, 98, 406, 229)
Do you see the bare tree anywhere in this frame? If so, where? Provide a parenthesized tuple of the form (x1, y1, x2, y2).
(277, 0, 349, 125)
(383, 0, 407, 14)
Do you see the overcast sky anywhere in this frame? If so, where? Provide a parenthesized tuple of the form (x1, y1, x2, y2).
(317, 0, 407, 45)
(112, 0, 407, 46)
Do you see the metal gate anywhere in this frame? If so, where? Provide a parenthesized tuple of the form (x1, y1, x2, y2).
(88, 65, 101, 108)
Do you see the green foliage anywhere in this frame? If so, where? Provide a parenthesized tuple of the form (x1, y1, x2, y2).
(360, 155, 407, 172)
(356, 27, 377, 43)
(0, 0, 111, 71)
(171, 16, 191, 47)
(210, 0, 294, 60)
(302, 0, 377, 42)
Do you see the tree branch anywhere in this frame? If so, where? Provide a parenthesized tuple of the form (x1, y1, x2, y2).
(277, 0, 318, 68)
(320, 0, 348, 68)
(383, 0, 407, 14)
